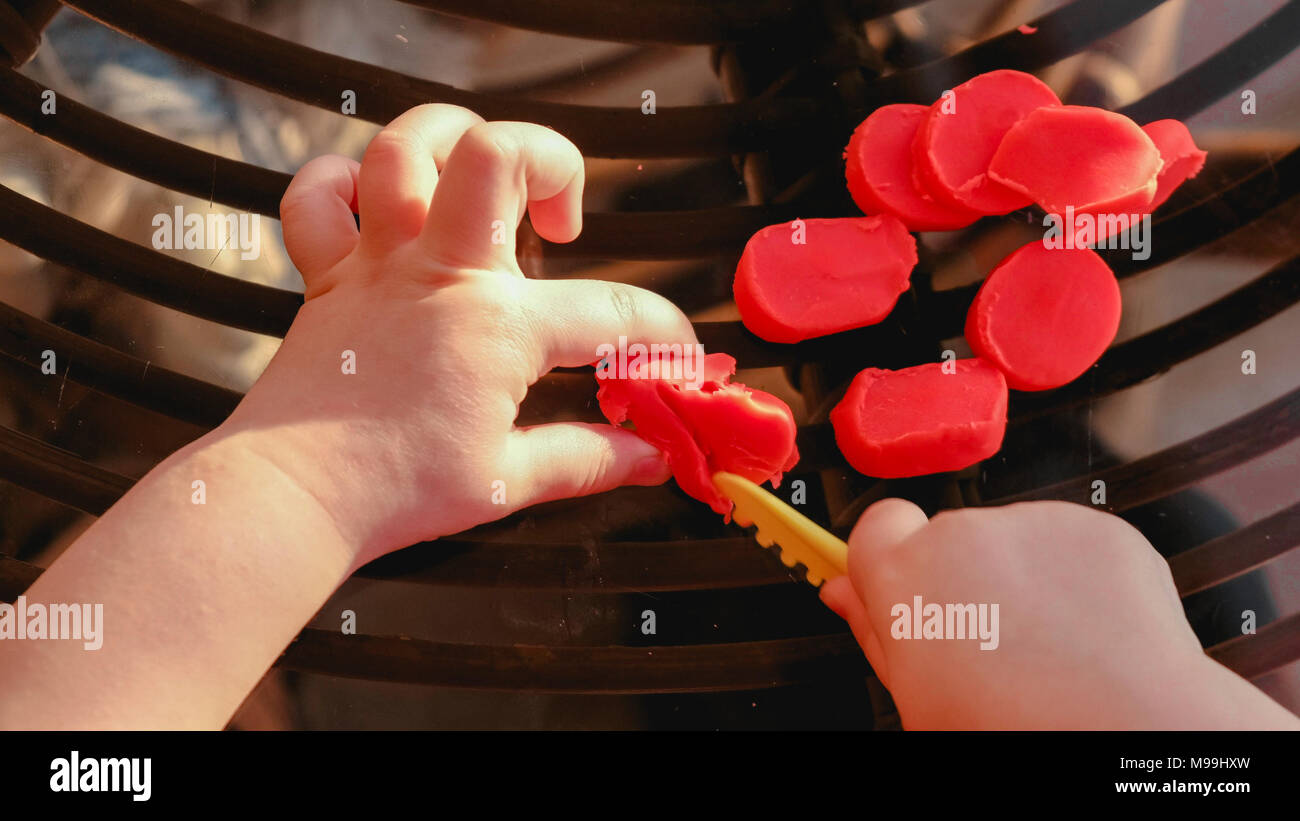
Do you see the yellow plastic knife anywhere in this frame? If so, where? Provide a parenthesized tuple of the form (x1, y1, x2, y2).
(713, 471, 848, 587)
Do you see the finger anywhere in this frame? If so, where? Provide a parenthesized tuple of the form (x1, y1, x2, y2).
(357, 104, 484, 252)
(503, 422, 671, 510)
(280, 154, 360, 283)
(523, 278, 698, 377)
(849, 497, 929, 572)
(821, 576, 891, 688)
(846, 497, 928, 633)
(421, 121, 584, 271)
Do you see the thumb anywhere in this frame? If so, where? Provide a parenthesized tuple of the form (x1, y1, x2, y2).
(821, 576, 892, 688)
(838, 498, 929, 677)
(847, 497, 929, 589)
(280, 154, 361, 284)
(505, 422, 671, 509)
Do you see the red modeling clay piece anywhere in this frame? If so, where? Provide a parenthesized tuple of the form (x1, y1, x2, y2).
(1017, 24, 1038, 34)
(734, 216, 917, 343)
(912, 69, 1061, 215)
(966, 241, 1121, 391)
(1141, 119, 1208, 211)
(830, 359, 1008, 478)
(845, 104, 982, 231)
(1093, 119, 1209, 242)
(596, 352, 799, 516)
(988, 105, 1161, 215)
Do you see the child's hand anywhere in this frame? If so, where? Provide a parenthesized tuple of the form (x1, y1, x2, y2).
(225, 104, 694, 565)
(821, 499, 1300, 729)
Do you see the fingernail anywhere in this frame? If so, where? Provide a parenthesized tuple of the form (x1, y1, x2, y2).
(634, 454, 671, 484)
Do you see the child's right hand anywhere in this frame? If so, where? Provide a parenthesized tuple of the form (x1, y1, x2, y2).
(821, 499, 1300, 729)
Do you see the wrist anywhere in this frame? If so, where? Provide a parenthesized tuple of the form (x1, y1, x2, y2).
(205, 408, 440, 567)
(193, 423, 367, 572)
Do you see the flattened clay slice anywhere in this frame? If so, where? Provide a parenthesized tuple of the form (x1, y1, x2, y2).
(830, 359, 1008, 478)
(845, 103, 981, 231)
(965, 241, 1121, 391)
(912, 69, 1061, 215)
(1141, 119, 1209, 211)
(734, 216, 917, 343)
(988, 105, 1162, 215)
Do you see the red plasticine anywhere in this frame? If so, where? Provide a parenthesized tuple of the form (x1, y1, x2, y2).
(988, 105, 1162, 215)
(1141, 119, 1208, 211)
(734, 216, 917, 343)
(912, 69, 1061, 215)
(596, 352, 799, 516)
(845, 104, 982, 231)
(830, 359, 1008, 478)
(1095, 119, 1209, 241)
(966, 242, 1121, 391)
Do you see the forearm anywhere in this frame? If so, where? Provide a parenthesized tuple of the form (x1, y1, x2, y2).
(0, 427, 358, 729)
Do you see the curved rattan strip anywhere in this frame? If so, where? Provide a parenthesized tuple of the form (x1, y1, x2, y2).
(7, 30, 1298, 266)
(398, 0, 867, 45)
(4, 242, 1298, 476)
(0, 69, 806, 257)
(1205, 611, 1300, 682)
(2, 550, 1294, 684)
(0, 184, 302, 336)
(0, 300, 242, 427)
(0, 68, 288, 215)
(987, 386, 1300, 511)
(61, 0, 1187, 157)
(261, 630, 873, 692)
(60, 0, 828, 158)
(8, 490, 1300, 599)
(0, 556, 43, 602)
(0, 244, 1297, 477)
(1118, 0, 1300, 124)
(1170, 502, 1300, 596)
(856, 0, 1169, 114)
(0, 425, 133, 515)
(3, 391, 1299, 590)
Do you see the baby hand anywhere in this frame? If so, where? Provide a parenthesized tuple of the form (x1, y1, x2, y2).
(223, 105, 695, 565)
(822, 499, 1300, 729)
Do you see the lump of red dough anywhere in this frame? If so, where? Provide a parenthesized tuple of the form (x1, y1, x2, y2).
(845, 104, 981, 231)
(965, 241, 1121, 391)
(1141, 119, 1208, 211)
(830, 359, 1008, 478)
(911, 69, 1061, 215)
(596, 352, 799, 515)
(988, 105, 1162, 215)
(734, 215, 917, 343)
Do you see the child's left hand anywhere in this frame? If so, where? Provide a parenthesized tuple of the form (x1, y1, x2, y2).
(226, 103, 696, 564)
(0, 104, 702, 729)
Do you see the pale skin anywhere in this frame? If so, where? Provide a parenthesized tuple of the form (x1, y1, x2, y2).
(820, 500, 1300, 729)
(0, 105, 1294, 730)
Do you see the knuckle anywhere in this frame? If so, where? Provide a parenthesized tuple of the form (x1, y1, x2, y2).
(362, 129, 416, 166)
(456, 123, 518, 171)
(604, 282, 641, 327)
(279, 188, 311, 223)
